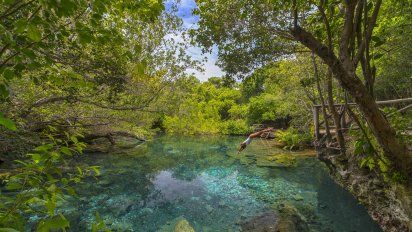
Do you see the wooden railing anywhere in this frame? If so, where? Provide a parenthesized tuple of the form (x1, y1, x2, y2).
(312, 98, 412, 143)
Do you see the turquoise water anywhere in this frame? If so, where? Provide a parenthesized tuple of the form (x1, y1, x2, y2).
(57, 135, 381, 231)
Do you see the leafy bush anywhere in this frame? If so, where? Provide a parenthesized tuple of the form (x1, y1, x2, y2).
(383, 108, 412, 145)
(275, 128, 312, 150)
(349, 109, 409, 183)
(0, 129, 100, 230)
(220, 119, 252, 135)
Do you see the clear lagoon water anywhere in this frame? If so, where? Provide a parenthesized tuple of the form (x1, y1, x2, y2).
(54, 135, 382, 231)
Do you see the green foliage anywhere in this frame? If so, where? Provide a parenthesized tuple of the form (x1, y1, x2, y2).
(163, 78, 251, 135)
(248, 94, 278, 123)
(0, 0, 193, 146)
(0, 113, 16, 131)
(36, 214, 70, 232)
(350, 110, 408, 184)
(219, 119, 251, 135)
(0, 130, 99, 230)
(354, 138, 378, 171)
(275, 128, 312, 150)
(91, 212, 111, 232)
(373, 0, 412, 100)
(382, 108, 412, 144)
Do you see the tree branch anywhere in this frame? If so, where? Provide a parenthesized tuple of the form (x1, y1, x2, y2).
(22, 94, 163, 118)
(339, 0, 357, 73)
(353, 0, 382, 67)
(0, 0, 35, 20)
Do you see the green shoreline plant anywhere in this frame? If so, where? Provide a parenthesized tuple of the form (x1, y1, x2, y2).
(0, 126, 100, 231)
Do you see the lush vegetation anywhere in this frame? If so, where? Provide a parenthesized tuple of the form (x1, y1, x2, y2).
(0, 0, 411, 230)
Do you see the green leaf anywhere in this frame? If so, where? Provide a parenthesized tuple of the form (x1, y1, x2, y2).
(133, 63, 146, 76)
(70, 136, 78, 143)
(0, 112, 17, 131)
(28, 153, 42, 163)
(60, 146, 72, 156)
(27, 24, 42, 42)
(2, 68, 15, 80)
(360, 158, 367, 168)
(6, 181, 22, 190)
(14, 19, 27, 34)
(91, 166, 100, 176)
(374, 53, 384, 60)
(0, 83, 9, 99)
(0, 228, 21, 232)
(77, 166, 83, 175)
(66, 186, 76, 196)
(57, 0, 77, 16)
(22, 48, 36, 59)
(78, 30, 93, 44)
(61, 178, 68, 185)
(374, 40, 385, 47)
(36, 214, 70, 232)
(91, 212, 110, 232)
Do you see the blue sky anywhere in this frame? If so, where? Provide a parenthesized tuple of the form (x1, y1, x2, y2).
(165, 0, 225, 81)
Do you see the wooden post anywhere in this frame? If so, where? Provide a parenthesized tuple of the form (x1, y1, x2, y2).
(341, 107, 347, 130)
(313, 106, 320, 140)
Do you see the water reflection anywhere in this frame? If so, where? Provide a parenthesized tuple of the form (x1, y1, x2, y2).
(59, 135, 381, 232)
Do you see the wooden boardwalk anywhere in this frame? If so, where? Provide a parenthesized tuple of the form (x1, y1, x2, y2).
(312, 98, 412, 147)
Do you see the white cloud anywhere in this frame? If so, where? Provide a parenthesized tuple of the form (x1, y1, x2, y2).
(186, 46, 225, 81)
(165, 0, 225, 81)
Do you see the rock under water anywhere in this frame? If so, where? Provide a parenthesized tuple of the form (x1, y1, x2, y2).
(256, 153, 297, 167)
(174, 218, 195, 232)
(40, 135, 382, 231)
(158, 217, 195, 232)
(240, 204, 309, 232)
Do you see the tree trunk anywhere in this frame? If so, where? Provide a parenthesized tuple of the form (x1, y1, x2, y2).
(311, 52, 332, 142)
(325, 69, 346, 153)
(291, 26, 411, 181)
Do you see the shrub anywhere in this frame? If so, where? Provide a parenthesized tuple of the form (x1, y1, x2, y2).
(220, 119, 251, 135)
(275, 128, 312, 150)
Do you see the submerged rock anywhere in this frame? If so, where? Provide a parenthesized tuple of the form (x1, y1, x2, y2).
(205, 204, 214, 213)
(277, 203, 309, 232)
(293, 194, 304, 201)
(174, 218, 195, 232)
(218, 200, 226, 207)
(240, 211, 278, 232)
(241, 205, 309, 232)
(97, 179, 112, 187)
(158, 217, 195, 232)
(256, 153, 297, 168)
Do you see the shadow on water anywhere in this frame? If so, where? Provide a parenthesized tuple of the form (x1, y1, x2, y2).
(51, 135, 381, 231)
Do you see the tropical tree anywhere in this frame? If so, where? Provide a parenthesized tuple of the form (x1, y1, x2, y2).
(192, 0, 411, 179)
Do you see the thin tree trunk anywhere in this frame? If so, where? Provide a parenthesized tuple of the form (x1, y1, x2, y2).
(291, 25, 411, 181)
(311, 52, 332, 142)
(326, 69, 346, 153)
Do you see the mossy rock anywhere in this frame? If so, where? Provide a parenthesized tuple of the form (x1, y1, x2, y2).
(174, 219, 195, 232)
(158, 217, 195, 232)
(277, 203, 309, 232)
(256, 153, 296, 168)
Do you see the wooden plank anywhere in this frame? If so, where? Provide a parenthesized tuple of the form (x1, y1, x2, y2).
(313, 98, 412, 108)
(341, 109, 347, 129)
(313, 107, 320, 140)
(376, 98, 412, 105)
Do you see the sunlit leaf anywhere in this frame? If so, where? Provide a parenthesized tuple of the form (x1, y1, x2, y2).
(0, 228, 20, 232)
(36, 214, 70, 232)
(0, 112, 16, 131)
(27, 25, 42, 42)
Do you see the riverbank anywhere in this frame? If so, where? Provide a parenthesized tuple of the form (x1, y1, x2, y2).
(317, 147, 412, 232)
